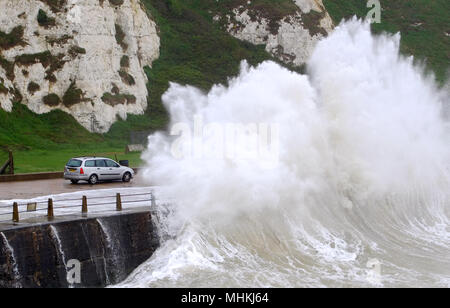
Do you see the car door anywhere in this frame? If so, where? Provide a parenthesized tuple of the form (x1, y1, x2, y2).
(105, 159, 122, 180)
(95, 159, 109, 180)
(84, 160, 96, 176)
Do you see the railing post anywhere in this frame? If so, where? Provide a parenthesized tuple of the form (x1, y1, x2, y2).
(12, 202, 19, 223)
(48, 198, 54, 220)
(116, 193, 122, 211)
(8, 151, 14, 175)
(151, 192, 156, 207)
(82, 196, 88, 215)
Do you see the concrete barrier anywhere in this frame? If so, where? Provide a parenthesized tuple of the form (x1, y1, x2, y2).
(0, 209, 159, 288)
(0, 172, 63, 183)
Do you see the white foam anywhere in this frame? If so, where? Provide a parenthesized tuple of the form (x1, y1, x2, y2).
(119, 19, 450, 287)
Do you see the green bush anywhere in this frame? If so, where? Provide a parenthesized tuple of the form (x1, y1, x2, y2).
(0, 26, 26, 50)
(0, 56, 14, 80)
(10, 87, 22, 103)
(118, 70, 135, 85)
(62, 82, 82, 107)
(46, 34, 73, 46)
(109, 0, 124, 6)
(115, 24, 128, 51)
(101, 92, 136, 106)
(0, 83, 8, 95)
(111, 83, 120, 94)
(120, 55, 130, 68)
(37, 9, 56, 28)
(43, 93, 60, 106)
(301, 10, 327, 36)
(15, 51, 53, 67)
(27, 82, 40, 95)
(69, 45, 86, 57)
(37, 0, 67, 13)
(45, 53, 65, 82)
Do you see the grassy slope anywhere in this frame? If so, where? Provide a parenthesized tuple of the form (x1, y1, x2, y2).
(0, 103, 143, 173)
(323, 0, 450, 84)
(0, 103, 101, 149)
(0, 148, 143, 174)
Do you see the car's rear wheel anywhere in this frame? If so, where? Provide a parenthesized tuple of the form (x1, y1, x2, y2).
(88, 174, 98, 185)
(70, 180, 79, 184)
(122, 172, 131, 183)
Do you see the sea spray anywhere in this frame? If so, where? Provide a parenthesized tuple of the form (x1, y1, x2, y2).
(97, 219, 124, 284)
(49, 225, 74, 287)
(0, 232, 22, 288)
(117, 19, 450, 288)
(49, 226, 67, 269)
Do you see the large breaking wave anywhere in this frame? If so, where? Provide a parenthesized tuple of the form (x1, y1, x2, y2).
(116, 19, 450, 287)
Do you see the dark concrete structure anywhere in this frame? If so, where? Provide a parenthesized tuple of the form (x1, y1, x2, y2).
(0, 172, 63, 183)
(0, 209, 159, 288)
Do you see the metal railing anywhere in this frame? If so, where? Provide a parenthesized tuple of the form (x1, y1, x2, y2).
(0, 192, 156, 224)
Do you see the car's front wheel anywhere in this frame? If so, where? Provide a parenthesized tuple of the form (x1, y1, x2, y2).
(122, 172, 131, 183)
(88, 174, 98, 185)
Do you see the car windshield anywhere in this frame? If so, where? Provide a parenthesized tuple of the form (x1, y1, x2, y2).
(66, 159, 82, 167)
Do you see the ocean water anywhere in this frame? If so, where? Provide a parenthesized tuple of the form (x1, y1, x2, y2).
(116, 19, 450, 288)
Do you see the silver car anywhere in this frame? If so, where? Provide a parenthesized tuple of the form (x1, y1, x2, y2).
(64, 157, 134, 184)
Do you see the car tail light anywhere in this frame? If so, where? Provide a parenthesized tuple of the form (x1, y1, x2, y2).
(80, 168, 84, 175)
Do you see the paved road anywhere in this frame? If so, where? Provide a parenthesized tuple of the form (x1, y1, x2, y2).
(0, 173, 150, 201)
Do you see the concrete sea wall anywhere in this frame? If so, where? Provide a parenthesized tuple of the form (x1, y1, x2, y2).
(0, 210, 159, 288)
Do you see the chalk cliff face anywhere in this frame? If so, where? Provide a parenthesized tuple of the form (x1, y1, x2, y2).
(217, 0, 333, 67)
(0, 0, 333, 133)
(0, 0, 160, 132)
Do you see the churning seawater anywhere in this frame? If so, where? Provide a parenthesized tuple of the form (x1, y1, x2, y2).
(115, 19, 450, 287)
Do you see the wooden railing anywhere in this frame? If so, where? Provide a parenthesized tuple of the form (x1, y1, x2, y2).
(0, 192, 155, 224)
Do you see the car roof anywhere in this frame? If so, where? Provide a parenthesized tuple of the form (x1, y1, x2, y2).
(71, 157, 112, 161)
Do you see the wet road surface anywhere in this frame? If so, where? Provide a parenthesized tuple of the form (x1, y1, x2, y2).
(0, 174, 149, 201)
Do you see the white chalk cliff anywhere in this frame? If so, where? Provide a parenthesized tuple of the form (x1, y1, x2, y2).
(0, 0, 160, 132)
(219, 0, 333, 66)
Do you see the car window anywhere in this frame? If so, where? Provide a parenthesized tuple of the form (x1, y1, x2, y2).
(95, 160, 106, 167)
(84, 160, 95, 167)
(67, 159, 82, 167)
(106, 160, 119, 168)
